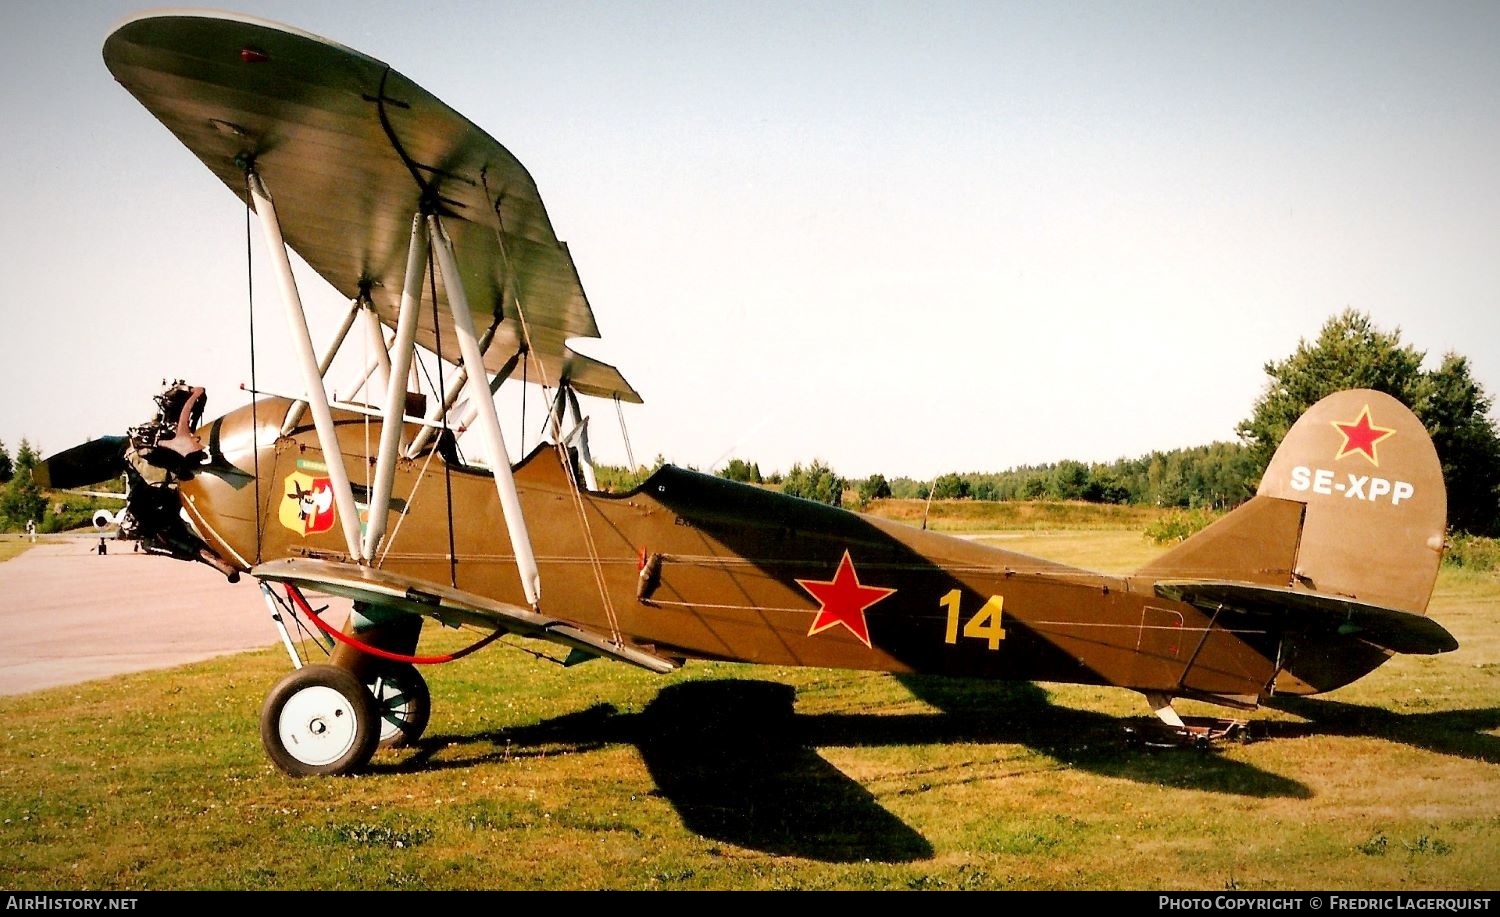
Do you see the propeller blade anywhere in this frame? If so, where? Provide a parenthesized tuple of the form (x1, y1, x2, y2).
(35, 436, 128, 489)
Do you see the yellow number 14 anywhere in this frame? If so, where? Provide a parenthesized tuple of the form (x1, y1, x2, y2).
(941, 589, 1007, 650)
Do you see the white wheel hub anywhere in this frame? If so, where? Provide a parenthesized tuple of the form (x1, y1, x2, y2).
(277, 684, 360, 766)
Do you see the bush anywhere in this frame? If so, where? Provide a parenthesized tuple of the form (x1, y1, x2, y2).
(1144, 507, 1218, 545)
(43, 494, 111, 533)
(782, 459, 843, 507)
(1443, 533, 1500, 571)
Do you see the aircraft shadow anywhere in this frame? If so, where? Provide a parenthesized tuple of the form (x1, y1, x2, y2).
(888, 675, 1311, 799)
(390, 679, 931, 862)
(1262, 695, 1500, 764)
(634, 679, 933, 861)
(377, 675, 1322, 861)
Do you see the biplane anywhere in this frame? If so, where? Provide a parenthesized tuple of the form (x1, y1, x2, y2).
(40, 9, 1457, 777)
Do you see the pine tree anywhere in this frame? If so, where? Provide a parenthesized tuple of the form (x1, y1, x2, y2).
(1, 438, 47, 532)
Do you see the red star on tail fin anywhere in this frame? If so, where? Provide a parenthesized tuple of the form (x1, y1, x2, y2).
(1331, 406, 1397, 466)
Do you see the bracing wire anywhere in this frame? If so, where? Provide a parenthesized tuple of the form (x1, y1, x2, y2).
(614, 394, 637, 472)
(511, 295, 625, 646)
(475, 171, 623, 643)
(280, 583, 503, 664)
(378, 442, 442, 568)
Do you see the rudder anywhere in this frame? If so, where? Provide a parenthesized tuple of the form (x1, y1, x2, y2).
(1140, 388, 1446, 614)
(1256, 388, 1446, 614)
(1135, 389, 1451, 699)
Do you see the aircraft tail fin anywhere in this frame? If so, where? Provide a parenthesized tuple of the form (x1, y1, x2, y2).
(1136, 389, 1452, 694)
(1139, 388, 1447, 612)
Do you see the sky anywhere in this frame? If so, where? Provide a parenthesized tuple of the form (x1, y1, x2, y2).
(2, 1, 1498, 483)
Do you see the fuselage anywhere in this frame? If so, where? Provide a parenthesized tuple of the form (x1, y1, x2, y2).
(178, 398, 1349, 702)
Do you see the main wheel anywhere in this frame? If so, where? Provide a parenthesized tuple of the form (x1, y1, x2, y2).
(260, 665, 380, 777)
(367, 661, 431, 750)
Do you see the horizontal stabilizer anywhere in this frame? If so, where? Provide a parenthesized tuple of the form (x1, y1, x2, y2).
(253, 558, 680, 673)
(1154, 580, 1458, 656)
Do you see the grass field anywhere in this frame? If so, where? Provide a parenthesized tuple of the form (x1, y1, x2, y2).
(863, 497, 1173, 532)
(0, 520, 1496, 891)
(0, 536, 37, 563)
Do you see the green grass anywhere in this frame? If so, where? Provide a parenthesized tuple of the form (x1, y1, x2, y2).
(1, 528, 1495, 891)
(0, 536, 35, 563)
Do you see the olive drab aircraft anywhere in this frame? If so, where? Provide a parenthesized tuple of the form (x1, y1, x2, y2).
(40, 9, 1457, 777)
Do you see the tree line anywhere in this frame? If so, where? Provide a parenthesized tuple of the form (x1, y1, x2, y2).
(879, 440, 1258, 509)
(709, 310, 1500, 537)
(6, 310, 1498, 538)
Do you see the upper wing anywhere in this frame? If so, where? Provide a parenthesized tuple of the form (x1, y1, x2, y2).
(103, 10, 640, 403)
(1154, 580, 1458, 656)
(253, 557, 681, 674)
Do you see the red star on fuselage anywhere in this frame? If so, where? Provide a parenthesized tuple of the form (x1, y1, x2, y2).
(796, 550, 896, 648)
(1331, 406, 1396, 466)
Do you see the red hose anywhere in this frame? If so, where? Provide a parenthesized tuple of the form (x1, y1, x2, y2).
(283, 583, 504, 664)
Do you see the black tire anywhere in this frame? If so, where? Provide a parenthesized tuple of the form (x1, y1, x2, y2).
(367, 662, 431, 750)
(260, 664, 380, 777)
